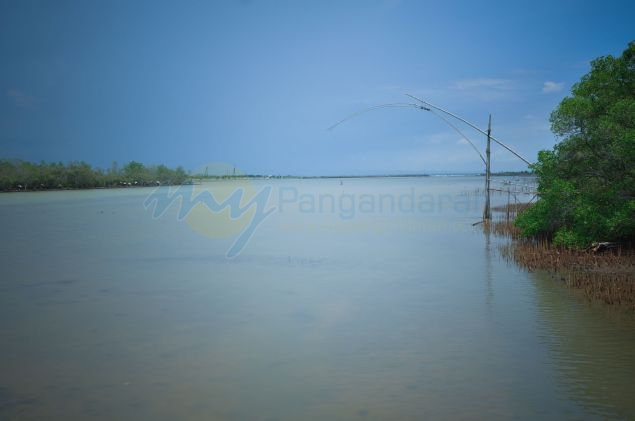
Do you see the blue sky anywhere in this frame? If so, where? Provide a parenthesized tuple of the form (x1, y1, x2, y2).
(1, 0, 633, 176)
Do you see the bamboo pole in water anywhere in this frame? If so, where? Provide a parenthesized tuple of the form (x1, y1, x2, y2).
(483, 115, 492, 220)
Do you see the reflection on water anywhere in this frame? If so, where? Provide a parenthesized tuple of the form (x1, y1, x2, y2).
(0, 177, 634, 420)
(533, 271, 635, 420)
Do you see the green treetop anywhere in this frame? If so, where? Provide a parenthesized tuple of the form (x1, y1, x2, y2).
(516, 41, 635, 247)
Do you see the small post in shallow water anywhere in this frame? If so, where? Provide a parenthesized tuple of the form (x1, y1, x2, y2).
(483, 114, 492, 221)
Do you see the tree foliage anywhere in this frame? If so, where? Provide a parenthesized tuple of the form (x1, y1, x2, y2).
(0, 159, 188, 191)
(516, 41, 635, 247)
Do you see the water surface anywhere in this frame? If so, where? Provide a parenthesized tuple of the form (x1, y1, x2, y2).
(1, 177, 634, 420)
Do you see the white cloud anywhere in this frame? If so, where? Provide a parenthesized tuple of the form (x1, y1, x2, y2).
(542, 81, 564, 93)
(448, 78, 517, 102)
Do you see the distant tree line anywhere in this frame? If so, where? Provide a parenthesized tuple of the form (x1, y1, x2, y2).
(515, 42, 635, 247)
(489, 170, 534, 177)
(0, 159, 188, 191)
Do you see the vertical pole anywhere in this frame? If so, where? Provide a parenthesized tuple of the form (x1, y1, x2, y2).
(506, 188, 511, 222)
(483, 114, 492, 220)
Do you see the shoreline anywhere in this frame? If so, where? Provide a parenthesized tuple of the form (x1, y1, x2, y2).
(0, 173, 534, 194)
(501, 240, 635, 309)
(489, 205, 635, 310)
(0, 184, 170, 194)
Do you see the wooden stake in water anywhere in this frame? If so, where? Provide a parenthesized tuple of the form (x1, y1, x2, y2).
(483, 115, 492, 220)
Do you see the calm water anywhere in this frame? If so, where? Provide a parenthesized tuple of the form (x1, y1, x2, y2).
(1, 177, 634, 420)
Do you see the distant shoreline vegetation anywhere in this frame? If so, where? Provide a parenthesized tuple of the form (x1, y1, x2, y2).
(0, 159, 188, 192)
(193, 170, 533, 180)
(0, 158, 534, 192)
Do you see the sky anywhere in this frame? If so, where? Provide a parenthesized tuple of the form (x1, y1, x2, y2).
(1, 0, 634, 176)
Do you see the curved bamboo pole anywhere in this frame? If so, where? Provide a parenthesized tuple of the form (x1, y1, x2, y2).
(405, 94, 532, 166)
(328, 102, 486, 165)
